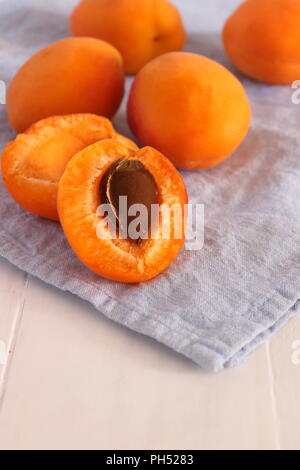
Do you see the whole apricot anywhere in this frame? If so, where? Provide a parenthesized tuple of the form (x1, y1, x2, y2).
(70, 0, 186, 75)
(223, 0, 300, 85)
(128, 52, 251, 170)
(7, 37, 124, 132)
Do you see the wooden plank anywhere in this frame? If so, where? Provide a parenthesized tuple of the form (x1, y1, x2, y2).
(0, 274, 277, 450)
(0, 258, 28, 402)
(269, 312, 300, 450)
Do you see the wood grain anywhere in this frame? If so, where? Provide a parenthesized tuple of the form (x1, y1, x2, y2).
(0, 269, 286, 450)
(0, 258, 28, 403)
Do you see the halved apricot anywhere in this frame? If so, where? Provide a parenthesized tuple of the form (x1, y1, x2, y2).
(58, 139, 187, 283)
(1, 114, 137, 221)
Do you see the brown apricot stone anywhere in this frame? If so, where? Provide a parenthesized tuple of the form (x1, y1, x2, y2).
(100, 158, 158, 241)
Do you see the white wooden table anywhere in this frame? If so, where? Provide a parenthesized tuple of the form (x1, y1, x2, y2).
(0, 256, 299, 450)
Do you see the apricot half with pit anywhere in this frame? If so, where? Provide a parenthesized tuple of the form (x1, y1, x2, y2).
(1, 114, 137, 221)
(58, 139, 187, 283)
(223, 0, 300, 85)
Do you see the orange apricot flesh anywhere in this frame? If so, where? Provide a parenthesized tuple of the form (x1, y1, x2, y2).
(1, 114, 137, 221)
(58, 139, 187, 283)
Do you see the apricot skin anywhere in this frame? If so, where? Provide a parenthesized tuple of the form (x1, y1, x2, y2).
(223, 0, 300, 85)
(70, 0, 186, 75)
(128, 52, 251, 170)
(7, 37, 125, 133)
(1, 114, 137, 221)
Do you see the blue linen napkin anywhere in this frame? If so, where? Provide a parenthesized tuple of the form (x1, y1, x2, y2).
(0, 0, 299, 371)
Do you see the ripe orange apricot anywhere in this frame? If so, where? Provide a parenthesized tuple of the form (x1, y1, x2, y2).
(70, 0, 186, 75)
(223, 0, 300, 85)
(7, 37, 125, 132)
(1, 114, 137, 221)
(58, 139, 187, 283)
(128, 52, 251, 170)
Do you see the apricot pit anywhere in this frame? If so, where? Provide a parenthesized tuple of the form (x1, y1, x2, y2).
(100, 158, 158, 241)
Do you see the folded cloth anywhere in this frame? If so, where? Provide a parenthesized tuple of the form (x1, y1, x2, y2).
(0, 0, 299, 371)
